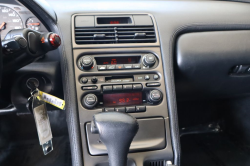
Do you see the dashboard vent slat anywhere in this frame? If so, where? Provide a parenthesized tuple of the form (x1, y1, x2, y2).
(145, 160, 165, 166)
(74, 26, 156, 44)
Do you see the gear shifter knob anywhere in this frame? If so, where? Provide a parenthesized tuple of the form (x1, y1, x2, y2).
(91, 112, 138, 166)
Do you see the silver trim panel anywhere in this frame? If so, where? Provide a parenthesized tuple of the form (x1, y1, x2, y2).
(71, 13, 160, 48)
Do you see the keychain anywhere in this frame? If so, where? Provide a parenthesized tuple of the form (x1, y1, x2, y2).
(27, 81, 53, 155)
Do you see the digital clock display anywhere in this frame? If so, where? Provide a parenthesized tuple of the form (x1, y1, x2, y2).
(97, 17, 132, 24)
(103, 92, 142, 107)
(110, 21, 120, 24)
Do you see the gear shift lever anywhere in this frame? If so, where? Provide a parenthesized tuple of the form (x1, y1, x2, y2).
(91, 112, 138, 166)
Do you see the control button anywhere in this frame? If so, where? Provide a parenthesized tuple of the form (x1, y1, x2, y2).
(98, 65, 107, 71)
(82, 56, 92, 65)
(153, 74, 159, 80)
(49, 33, 61, 48)
(85, 95, 96, 105)
(133, 64, 141, 69)
(80, 77, 88, 84)
(115, 107, 126, 112)
(124, 64, 133, 69)
(146, 82, 161, 87)
(136, 106, 146, 112)
(103, 86, 112, 92)
(116, 64, 124, 70)
(113, 85, 123, 91)
(143, 54, 156, 67)
(91, 77, 98, 83)
(123, 84, 132, 90)
(107, 65, 116, 70)
(145, 75, 150, 80)
(98, 77, 105, 83)
(133, 84, 142, 90)
(82, 94, 98, 108)
(135, 75, 144, 81)
(18, 38, 27, 48)
(126, 106, 135, 113)
(78, 56, 94, 70)
(149, 90, 163, 103)
(82, 86, 98, 90)
(104, 108, 115, 112)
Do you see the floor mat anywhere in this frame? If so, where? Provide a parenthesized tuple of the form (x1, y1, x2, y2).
(181, 133, 250, 166)
(0, 136, 71, 166)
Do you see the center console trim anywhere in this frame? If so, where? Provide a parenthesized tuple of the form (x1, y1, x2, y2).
(73, 47, 173, 166)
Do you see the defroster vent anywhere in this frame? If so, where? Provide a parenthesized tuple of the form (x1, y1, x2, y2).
(74, 26, 157, 44)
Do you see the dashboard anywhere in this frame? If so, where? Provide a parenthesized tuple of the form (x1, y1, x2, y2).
(1, 0, 250, 166)
(0, 2, 47, 40)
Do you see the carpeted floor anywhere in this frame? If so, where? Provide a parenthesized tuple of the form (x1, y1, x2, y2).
(0, 136, 71, 166)
(181, 133, 250, 166)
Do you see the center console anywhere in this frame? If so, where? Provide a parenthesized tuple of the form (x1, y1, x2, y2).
(72, 14, 173, 166)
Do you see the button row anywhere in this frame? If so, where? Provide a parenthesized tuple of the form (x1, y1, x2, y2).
(98, 64, 141, 71)
(104, 105, 146, 113)
(134, 74, 159, 82)
(103, 84, 142, 92)
(144, 74, 159, 80)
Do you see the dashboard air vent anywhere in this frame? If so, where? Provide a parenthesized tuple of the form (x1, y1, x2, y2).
(144, 160, 165, 166)
(74, 26, 156, 44)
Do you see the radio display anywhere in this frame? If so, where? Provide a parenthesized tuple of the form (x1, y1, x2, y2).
(103, 92, 142, 107)
(95, 56, 140, 65)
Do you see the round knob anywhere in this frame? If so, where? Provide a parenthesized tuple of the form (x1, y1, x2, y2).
(91, 77, 98, 83)
(148, 90, 163, 103)
(80, 77, 88, 84)
(49, 33, 61, 48)
(142, 54, 156, 67)
(82, 94, 98, 108)
(78, 56, 94, 70)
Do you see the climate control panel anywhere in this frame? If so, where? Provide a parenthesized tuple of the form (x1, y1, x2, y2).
(80, 80, 163, 113)
(77, 53, 159, 72)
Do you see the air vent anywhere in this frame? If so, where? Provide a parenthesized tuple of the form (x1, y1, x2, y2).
(74, 26, 157, 44)
(144, 160, 166, 166)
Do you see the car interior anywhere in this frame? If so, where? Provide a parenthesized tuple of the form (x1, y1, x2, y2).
(1, 0, 250, 166)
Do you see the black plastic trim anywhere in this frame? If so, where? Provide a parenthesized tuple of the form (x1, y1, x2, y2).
(168, 23, 250, 165)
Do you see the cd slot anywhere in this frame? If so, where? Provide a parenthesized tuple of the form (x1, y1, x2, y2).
(105, 76, 134, 83)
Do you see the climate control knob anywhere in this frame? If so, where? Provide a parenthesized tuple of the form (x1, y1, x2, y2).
(78, 56, 94, 70)
(91, 77, 98, 83)
(82, 94, 98, 109)
(142, 53, 156, 67)
(148, 90, 163, 103)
